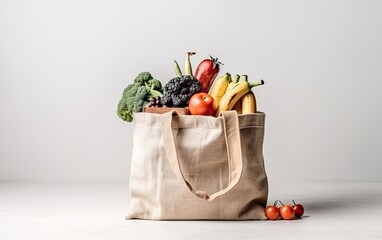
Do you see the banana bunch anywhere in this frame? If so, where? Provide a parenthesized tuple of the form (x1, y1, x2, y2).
(208, 74, 264, 117)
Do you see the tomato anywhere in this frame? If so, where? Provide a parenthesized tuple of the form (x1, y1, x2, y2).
(265, 206, 279, 220)
(188, 93, 215, 116)
(279, 205, 295, 220)
(292, 200, 304, 218)
(194, 55, 223, 92)
(265, 200, 280, 220)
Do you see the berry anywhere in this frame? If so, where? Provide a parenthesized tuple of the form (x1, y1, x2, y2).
(147, 96, 163, 108)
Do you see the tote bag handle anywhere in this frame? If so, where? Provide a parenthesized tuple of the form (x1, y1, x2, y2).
(161, 110, 243, 201)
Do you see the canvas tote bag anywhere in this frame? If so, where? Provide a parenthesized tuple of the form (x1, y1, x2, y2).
(126, 110, 268, 220)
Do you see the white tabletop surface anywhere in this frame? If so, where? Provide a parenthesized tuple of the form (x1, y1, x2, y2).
(1, 182, 381, 240)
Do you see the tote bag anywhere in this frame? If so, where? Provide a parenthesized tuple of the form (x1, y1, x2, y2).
(126, 110, 268, 220)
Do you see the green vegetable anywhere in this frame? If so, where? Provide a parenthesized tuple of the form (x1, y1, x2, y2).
(162, 75, 202, 107)
(133, 72, 153, 85)
(174, 60, 182, 77)
(132, 86, 148, 112)
(185, 52, 195, 77)
(117, 72, 163, 122)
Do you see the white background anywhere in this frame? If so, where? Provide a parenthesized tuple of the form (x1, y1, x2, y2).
(1, 0, 381, 184)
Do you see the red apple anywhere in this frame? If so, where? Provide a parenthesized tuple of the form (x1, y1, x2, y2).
(188, 93, 215, 116)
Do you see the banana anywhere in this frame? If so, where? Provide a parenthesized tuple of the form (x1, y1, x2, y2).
(215, 76, 263, 117)
(225, 74, 240, 93)
(232, 98, 242, 114)
(241, 91, 256, 114)
(208, 73, 231, 109)
(239, 74, 249, 81)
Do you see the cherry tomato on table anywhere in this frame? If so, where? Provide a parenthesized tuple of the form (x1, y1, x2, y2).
(279, 201, 295, 220)
(265, 200, 280, 220)
(292, 200, 305, 218)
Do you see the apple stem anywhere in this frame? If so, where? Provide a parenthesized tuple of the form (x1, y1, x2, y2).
(279, 200, 285, 206)
(273, 200, 278, 206)
(293, 200, 296, 205)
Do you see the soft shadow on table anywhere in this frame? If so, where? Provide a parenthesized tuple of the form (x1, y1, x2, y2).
(302, 190, 382, 213)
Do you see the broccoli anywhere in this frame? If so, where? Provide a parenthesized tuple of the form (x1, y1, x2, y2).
(147, 78, 163, 93)
(117, 97, 134, 122)
(117, 72, 163, 122)
(122, 84, 140, 98)
(132, 86, 148, 112)
(134, 72, 152, 85)
(161, 75, 202, 107)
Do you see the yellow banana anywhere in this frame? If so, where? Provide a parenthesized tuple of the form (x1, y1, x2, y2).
(208, 73, 231, 109)
(242, 91, 256, 114)
(233, 75, 251, 114)
(215, 76, 264, 117)
(239, 74, 248, 81)
(232, 98, 242, 114)
(225, 74, 240, 93)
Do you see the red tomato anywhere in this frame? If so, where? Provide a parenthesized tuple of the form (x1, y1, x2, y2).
(194, 55, 223, 92)
(265, 206, 280, 220)
(188, 93, 215, 116)
(265, 200, 280, 220)
(279, 205, 295, 220)
(292, 200, 304, 218)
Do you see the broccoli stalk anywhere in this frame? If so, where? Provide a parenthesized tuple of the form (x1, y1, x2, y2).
(144, 82, 163, 101)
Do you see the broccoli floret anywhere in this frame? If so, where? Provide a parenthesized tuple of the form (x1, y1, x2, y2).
(132, 86, 148, 113)
(117, 97, 134, 122)
(122, 84, 140, 98)
(117, 72, 164, 123)
(161, 75, 201, 107)
(134, 72, 153, 85)
(147, 78, 163, 92)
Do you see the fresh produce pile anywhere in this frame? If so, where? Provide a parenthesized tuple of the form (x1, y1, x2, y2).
(265, 200, 305, 220)
(117, 51, 264, 122)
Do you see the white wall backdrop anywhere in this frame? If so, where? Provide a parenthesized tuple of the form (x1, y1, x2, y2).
(1, 0, 381, 183)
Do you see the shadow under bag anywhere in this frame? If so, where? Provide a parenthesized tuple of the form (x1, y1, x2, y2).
(126, 110, 268, 220)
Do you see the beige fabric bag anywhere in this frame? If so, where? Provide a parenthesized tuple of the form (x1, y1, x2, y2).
(126, 110, 268, 220)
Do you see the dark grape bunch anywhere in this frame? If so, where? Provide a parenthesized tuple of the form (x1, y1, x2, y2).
(147, 96, 163, 107)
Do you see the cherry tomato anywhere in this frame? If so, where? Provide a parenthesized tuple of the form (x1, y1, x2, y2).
(279, 201, 295, 220)
(265, 206, 279, 220)
(292, 200, 304, 218)
(265, 200, 280, 220)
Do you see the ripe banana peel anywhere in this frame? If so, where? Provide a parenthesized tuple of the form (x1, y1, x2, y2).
(242, 91, 256, 114)
(208, 73, 231, 109)
(232, 99, 242, 114)
(226, 74, 240, 93)
(215, 76, 263, 117)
